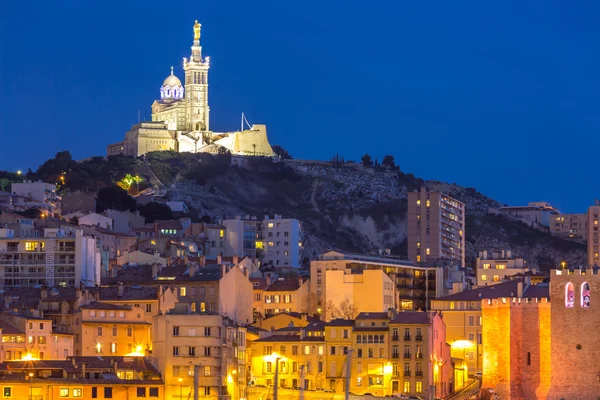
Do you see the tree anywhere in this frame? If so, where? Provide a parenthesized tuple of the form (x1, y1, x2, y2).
(116, 174, 143, 194)
(382, 155, 396, 169)
(19, 208, 43, 219)
(139, 202, 173, 223)
(36, 150, 75, 184)
(0, 178, 10, 192)
(361, 154, 373, 167)
(324, 298, 359, 321)
(96, 187, 137, 213)
(69, 216, 79, 225)
(272, 145, 292, 160)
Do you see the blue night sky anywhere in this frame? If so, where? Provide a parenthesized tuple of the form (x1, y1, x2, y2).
(1, 0, 599, 213)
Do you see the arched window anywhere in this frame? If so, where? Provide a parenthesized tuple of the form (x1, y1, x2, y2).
(565, 282, 575, 308)
(581, 282, 591, 308)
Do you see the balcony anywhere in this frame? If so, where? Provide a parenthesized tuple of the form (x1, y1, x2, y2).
(415, 335, 423, 342)
(392, 371, 399, 377)
(391, 354, 399, 359)
(403, 371, 411, 377)
(416, 353, 423, 359)
(392, 335, 399, 341)
(403, 354, 411, 359)
(404, 335, 411, 341)
(415, 371, 423, 377)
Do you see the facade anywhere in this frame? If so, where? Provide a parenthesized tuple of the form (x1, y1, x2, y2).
(251, 277, 309, 317)
(476, 249, 529, 286)
(0, 357, 164, 400)
(107, 21, 274, 158)
(10, 180, 60, 216)
(71, 302, 151, 357)
(0, 228, 101, 289)
(78, 212, 113, 230)
(498, 201, 560, 228)
(223, 215, 303, 268)
(407, 187, 466, 267)
(549, 213, 587, 239)
(311, 251, 444, 313)
(248, 312, 451, 399)
(324, 269, 396, 315)
(152, 312, 247, 400)
(588, 202, 600, 266)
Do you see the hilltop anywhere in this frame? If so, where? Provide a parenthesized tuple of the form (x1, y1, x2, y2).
(10, 150, 586, 270)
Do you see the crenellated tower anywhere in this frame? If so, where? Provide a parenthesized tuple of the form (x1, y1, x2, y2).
(183, 20, 210, 134)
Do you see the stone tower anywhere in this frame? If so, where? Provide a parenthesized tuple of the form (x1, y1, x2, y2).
(183, 20, 210, 133)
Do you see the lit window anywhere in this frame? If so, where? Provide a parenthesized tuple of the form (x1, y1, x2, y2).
(72, 388, 83, 397)
(220, 230, 225, 238)
(191, 302, 196, 313)
(111, 342, 117, 354)
(416, 255, 421, 262)
(449, 302, 455, 310)
(25, 242, 38, 252)
(96, 342, 102, 354)
(582, 282, 591, 308)
(416, 382, 422, 393)
(404, 382, 410, 393)
(481, 275, 487, 281)
(426, 200, 430, 207)
(496, 264, 506, 270)
(180, 287, 187, 297)
(426, 248, 430, 255)
(60, 388, 69, 397)
(3, 387, 12, 398)
(268, 242, 274, 247)
(416, 242, 420, 248)
(493, 275, 500, 283)
(304, 345, 310, 355)
(416, 199, 421, 205)
(482, 263, 491, 269)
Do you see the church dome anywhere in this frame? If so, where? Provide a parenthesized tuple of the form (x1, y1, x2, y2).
(160, 67, 184, 100)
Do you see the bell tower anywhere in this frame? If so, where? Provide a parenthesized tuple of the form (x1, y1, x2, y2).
(183, 20, 210, 135)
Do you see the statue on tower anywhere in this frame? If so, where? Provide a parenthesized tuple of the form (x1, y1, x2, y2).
(193, 20, 201, 42)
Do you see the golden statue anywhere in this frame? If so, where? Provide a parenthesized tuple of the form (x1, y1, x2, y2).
(193, 20, 201, 41)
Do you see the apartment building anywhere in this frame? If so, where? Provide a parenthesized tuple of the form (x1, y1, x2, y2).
(408, 187, 465, 267)
(475, 249, 530, 286)
(223, 215, 303, 268)
(549, 213, 587, 239)
(311, 251, 444, 313)
(10, 180, 61, 216)
(0, 357, 164, 400)
(0, 313, 73, 362)
(248, 311, 451, 399)
(251, 276, 310, 317)
(0, 228, 100, 289)
(498, 201, 559, 228)
(152, 312, 247, 400)
(589, 202, 600, 266)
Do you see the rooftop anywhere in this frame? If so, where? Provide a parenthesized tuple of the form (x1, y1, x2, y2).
(253, 334, 325, 343)
(390, 312, 433, 325)
(436, 279, 527, 302)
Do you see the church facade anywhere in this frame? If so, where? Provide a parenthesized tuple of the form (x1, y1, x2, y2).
(107, 21, 274, 158)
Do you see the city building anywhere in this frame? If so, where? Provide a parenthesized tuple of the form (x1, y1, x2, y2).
(498, 201, 560, 228)
(223, 215, 303, 268)
(107, 21, 274, 157)
(152, 312, 247, 400)
(549, 213, 587, 239)
(311, 251, 444, 313)
(0, 357, 164, 399)
(78, 212, 113, 230)
(324, 269, 396, 316)
(0, 228, 101, 289)
(248, 311, 452, 399)
(475, 249, 530, 286)
(71, 302, 152, 357)
(588, 201, 600, 266)
(10, 180, 61, 216)
(407, 187, 465, 267)
(251, 276, 309, 317)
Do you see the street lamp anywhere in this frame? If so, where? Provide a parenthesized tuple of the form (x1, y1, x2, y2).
(274, 356, 281, 400)
(178, 377, 183, 399)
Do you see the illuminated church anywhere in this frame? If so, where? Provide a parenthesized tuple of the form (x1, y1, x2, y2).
(107, 21, 274, 157)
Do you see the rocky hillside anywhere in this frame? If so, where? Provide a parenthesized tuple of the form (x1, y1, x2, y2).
(148, 153, 585, 270)
(14, 151, 586, 270)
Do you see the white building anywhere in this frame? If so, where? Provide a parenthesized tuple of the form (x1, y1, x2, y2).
(11, 180, 60, 216)
(223, 215, 303, 268)
(78, 212, 113, 230)
(498, 202, 559, 228)
(0, 228, 101, 288)
(476, 249, 530, 286)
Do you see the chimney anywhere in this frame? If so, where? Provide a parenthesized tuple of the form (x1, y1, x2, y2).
(266, 274, 271, 286)
(217, 253, 222, 265)
(517, 280, 524, 298)
(82, 363, 86, 378)
(483, 250, 488, 259)
(118, 282, 124, 298)
(507, 250, 512, 259)
(300, 328, 306, 340)
(41, 286, 47, 300)
(189, 263, 196, 278)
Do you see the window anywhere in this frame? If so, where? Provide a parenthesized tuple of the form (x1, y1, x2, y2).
(264, 346, 272, 355)
(343, 329, 349, 339)
(2, 387, 11, 398)
(404, 382, 410, 393)
(482, 263, 490, 269)
(292, 346, 298, 355)
(204, 366, 211, 376)
(39, 323, 44, 330)
(496, 264, 506, 270)
(111, 342, 118, 354)
(204, 347, 211, 356)
(60, 388, 70, 397)
(565, 282, 575, 308)
(481, 274, 487, 281)
(204, 327, 211, 336)
(38, 336, 46, 344)
(318, 345, 324, 355)
(28, 336, 34, 344)
(96, 342, 103, 354)
(468, 316, 475, 326)
(91, 387, 98, 399)
(416, 382, 423, 393)
(330, 346, 336, 355)
(173, 326, 180, 336)
(173, 346, 180, 356)
(189, 347, 196, 356)
(149, 388, 159, 397)
(104, 387, 113, 398)
(97, 327, 103, 337)
(112, 326, 118, 336)
(137, 387, 146, 397)
(146, 304, 152, 313)
(582, 282, 591, 308)
(304, 345, 310, 355)
(180, 287, 187, 297)
(527, 352, 531, 365)
(73, 388, 82, 397)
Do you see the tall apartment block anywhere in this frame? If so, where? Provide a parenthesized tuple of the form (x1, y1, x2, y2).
(407, 187, 465, 267)
(0, 227, 100, 288)
(588, 201, 600, 266)
(223, 215, 303, 268)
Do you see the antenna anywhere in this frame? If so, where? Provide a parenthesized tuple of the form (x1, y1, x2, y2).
(242, 113, 252, 130)
(241, 113, 244, 132)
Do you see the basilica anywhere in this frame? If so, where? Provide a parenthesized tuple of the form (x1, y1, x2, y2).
(107, 21, 274, 157)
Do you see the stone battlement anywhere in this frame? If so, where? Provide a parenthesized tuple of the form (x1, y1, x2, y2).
(483, 297, 550, 308)
(553, 268, 600, 276)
